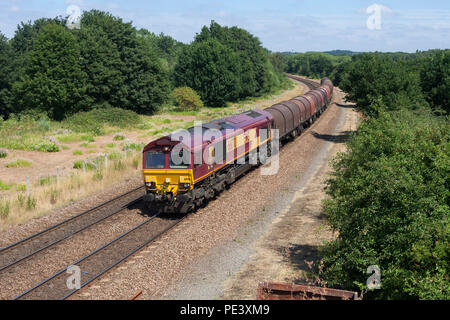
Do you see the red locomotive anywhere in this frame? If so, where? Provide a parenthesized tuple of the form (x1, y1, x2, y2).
(142, 77, 334, 213)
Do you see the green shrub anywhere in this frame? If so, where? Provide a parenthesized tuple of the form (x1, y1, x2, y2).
(0, 149, 8, 158)
(172, 87, 204, 111)
(26, 197, 37, 211)
(0, 180, 11, 190)
(38, 175, 56, 186)
(113, 133, 126, 141)
(73, 160, 96, 170)
(64, 108, 141, 134)
(6, 160, 32, 168)
(123, 143, 141, 152)
(320, 109, 450, 300)
(32, 141, 59, 152)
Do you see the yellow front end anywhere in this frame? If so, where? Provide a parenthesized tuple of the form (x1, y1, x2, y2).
(143, 169, 194, 197)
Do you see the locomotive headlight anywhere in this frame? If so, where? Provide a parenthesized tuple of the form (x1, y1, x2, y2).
(179, 183, 190, 189)
(146, 181, 156, 189)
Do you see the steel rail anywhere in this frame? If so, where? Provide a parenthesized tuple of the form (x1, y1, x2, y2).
(0, 185, 145, 272)
(14, 211, 187, 300)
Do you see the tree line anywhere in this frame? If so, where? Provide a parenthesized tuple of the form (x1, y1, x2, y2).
(300, 50, 449, 299)
(0, 11, 285, 120)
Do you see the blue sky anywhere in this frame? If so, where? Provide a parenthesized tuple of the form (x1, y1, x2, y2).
(1, 0, 449, 52)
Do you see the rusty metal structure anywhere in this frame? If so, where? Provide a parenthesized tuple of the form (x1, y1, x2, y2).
(257, 282, 359, 300)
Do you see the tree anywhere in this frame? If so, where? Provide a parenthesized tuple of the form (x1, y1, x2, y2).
(174, 38, 241, 107)
(420, 50, 450, 114)
(194, 21, 282, 97)
(79, 10, 170, 114)
(339, 53, 426, 115)
(320, 109, 449, 299)
(0, 33, 16, 118)
(12, 23, 89, 120)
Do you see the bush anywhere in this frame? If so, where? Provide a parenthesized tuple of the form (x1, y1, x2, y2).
(0, 149, 8, 158)
(113, 133, 126, 141)
(320, 109, 449, 300)
(32, 141, 59, 152)
(171, 87, 204, 111)
(64, 107, 141, 135)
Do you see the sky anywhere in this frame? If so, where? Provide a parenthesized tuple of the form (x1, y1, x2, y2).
(0, 0, 449, 53)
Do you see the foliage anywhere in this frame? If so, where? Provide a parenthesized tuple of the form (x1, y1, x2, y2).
(419, 50, 450, 114)
(338, 54, 427, 116)
(174, 21, 285, 107)
(171, 87, 204, 111)
(284, 52, 351, 79)
(320, 109, 449, 299)
(5, 159, 32, 168)
(64, 107, 140, 134)
(0, 149, 7, 158)
(174, 38, 241, 107)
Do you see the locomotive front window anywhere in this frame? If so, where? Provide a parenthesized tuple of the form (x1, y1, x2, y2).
(145, 152, 165, 169)
(169, 149, 190, 169)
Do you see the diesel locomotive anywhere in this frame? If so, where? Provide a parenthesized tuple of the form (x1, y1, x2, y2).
(142, 77, 334, 213)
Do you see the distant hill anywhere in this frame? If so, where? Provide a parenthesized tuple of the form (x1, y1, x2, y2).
(323, 50, 361, 56)
(279, 50, 361, 56)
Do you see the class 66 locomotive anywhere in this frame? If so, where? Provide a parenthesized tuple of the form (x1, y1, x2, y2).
(142, 77, 334, 214)
(142, 109, 274, 214)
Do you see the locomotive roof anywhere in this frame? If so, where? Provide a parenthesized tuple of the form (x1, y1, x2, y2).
(143, 108, 272, 153)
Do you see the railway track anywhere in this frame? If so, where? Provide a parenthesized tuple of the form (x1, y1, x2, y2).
(0, 186, 145, 273)
(9, 75, 326, 300)
(286, 74, 320, 90)
(14, 212, 186, 300)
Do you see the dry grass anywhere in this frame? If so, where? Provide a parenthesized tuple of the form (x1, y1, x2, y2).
(0, 151, 142, 230)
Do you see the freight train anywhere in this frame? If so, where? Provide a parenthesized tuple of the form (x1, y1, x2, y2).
(142, 77, 334, 213)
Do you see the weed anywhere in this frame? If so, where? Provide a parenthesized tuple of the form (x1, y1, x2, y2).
(73, 160, 96, 170)
(26, 197, 37, 211)
(5, 160, 32, 168)
(0, 149, 8, 158)
(132, 157, 139, 169)
(0, 180, 11, 190)
(114, 160, 126, 171)
(113, 133, 125, 141)
(49, 189, 60, 204)
(0, 200, 10, 219)
(32, 141, 59, 152)
(73, 150, 83, 156)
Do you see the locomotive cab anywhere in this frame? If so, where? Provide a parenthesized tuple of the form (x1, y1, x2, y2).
(143, 138, 194, 206)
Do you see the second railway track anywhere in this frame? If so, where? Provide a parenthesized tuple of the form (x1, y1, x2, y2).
(14, 212, 186, 300)
(0, 186, 145, 273)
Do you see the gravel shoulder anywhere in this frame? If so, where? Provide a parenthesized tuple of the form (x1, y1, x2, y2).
(67, 85, 360, 300)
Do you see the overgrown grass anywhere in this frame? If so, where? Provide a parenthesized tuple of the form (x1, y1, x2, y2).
(64, 107, 141, 135)
(5, 160, 32, 168)
(0, 151, 142, 228)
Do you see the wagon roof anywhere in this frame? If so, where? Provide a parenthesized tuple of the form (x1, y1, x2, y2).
(143, 108, 272, 153)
